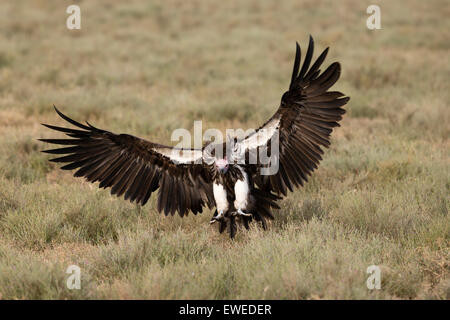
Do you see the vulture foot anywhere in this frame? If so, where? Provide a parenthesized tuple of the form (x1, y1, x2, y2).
(233, 209, 252, 217)
(210, 210, 225, 224)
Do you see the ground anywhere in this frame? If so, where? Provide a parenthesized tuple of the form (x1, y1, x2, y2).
(0, 0, 448, 299)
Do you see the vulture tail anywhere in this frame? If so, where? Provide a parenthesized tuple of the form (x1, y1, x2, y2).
(245, 188, 282, 230)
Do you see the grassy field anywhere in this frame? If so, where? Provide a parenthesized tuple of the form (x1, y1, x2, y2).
(0, 0, 448, 299)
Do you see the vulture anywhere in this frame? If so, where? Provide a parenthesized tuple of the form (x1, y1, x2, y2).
(40, 36, 349, 238)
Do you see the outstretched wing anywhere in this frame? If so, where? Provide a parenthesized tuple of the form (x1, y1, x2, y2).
(40, 107, 214, 216)
(237, 36, 350, 196)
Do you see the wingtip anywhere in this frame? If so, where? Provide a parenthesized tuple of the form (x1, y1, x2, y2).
(308, 35, 314, 49)
(49, 105, 93, 130)
(86, 121, 96, 129)
(37, 138, 48, 148)
(53, 105, 64, 119)
(333, 61, 341, 72)
(290, 41, 302, 89)
(53, 104, 62, 116)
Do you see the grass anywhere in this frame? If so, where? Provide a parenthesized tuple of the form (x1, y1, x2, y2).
(0, 0, 448, 299)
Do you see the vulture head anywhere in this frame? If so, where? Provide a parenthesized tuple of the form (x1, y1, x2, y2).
(215, 157, 229, 174)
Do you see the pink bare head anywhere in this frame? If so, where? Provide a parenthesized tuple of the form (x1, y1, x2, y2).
(215, 157, 229, 173)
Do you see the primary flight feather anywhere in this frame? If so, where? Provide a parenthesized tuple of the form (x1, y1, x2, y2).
(40, 36, 349, 238)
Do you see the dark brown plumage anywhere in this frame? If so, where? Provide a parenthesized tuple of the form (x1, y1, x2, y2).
(40, 36, 349, 238)
(244, 36, 349, 197)
(40, 108, 214, 217)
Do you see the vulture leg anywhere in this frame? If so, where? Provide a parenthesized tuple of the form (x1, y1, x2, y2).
(210, 210, 225, 224)
(233, 208, 251, 217)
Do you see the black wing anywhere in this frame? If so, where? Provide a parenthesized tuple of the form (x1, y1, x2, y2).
(40, 107, 214, 216)
(237, 36, 350, 196)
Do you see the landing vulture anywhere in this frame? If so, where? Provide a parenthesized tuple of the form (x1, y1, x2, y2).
(40, 36, 349, 238)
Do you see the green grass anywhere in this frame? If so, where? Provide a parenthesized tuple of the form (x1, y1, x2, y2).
(0, 0, 448, 299)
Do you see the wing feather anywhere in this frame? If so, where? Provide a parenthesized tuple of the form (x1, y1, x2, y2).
(237, 36, 349, 196)
(40, 107, 213, 215)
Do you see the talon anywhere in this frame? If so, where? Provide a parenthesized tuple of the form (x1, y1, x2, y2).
(211, 210, 225, 223)
(235, 209, 251, 217)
